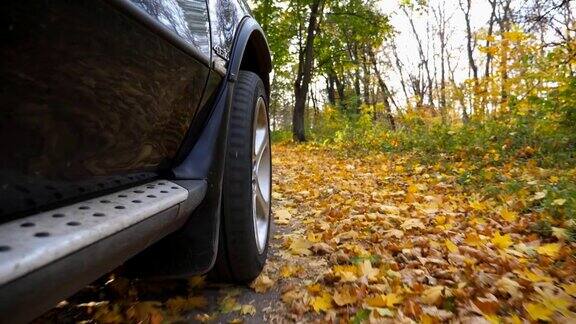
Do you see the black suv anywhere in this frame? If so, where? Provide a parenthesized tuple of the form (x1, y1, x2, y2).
(0, 1, 272, 322)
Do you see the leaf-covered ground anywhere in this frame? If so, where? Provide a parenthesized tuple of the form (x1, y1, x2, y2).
(40, 143, 576, 323)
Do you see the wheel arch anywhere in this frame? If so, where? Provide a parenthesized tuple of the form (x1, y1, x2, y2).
(229, 18, 272, 98)
(239, 29, 272, 97)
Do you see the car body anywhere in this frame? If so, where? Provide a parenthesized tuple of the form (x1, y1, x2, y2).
(0, 0, 272, 322)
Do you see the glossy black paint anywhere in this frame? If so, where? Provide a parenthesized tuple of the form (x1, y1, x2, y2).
(128, 0, 211, 57)
(0, 0, 211, 218)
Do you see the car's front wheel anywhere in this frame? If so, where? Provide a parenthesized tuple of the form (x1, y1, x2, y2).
(213, 70, 272, 283)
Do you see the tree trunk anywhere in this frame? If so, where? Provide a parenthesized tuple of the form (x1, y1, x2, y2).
(326, 71, 336, 106)
(391, 42, 410, 106)
(334, 71, 345, 110)
(361, 48, 372, 106)
(498, 0, 512, 110)
(368, 48, 396, 130)
(292, 0, 323, 142)
(353, 68, 361, 112)
(459, 0, 480, 116)
(485, 0, 496, 78)
(403, 7, 435, 109)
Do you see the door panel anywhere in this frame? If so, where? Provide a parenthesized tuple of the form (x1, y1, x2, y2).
(0, 0, 210, 219)
(129, 0, 211, 57)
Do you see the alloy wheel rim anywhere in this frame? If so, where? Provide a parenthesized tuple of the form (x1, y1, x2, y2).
(252, 96, 271, 254)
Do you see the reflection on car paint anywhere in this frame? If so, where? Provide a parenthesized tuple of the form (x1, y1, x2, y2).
(130, 0, 211, 56)
(0, 0, 210, 217)
(208, 0, 251, 58)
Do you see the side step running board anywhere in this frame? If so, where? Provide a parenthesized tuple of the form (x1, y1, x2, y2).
(0, 179, 206, 324)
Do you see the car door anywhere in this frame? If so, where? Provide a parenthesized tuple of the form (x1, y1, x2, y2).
(0, 0, 212, 219)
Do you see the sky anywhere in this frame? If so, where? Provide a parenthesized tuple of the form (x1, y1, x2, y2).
(376, 0, 494, 106)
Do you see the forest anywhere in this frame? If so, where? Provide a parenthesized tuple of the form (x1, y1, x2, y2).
(254, 0, 575, 156)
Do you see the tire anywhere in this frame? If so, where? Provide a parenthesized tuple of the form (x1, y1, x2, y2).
(212, 70, 272, 283)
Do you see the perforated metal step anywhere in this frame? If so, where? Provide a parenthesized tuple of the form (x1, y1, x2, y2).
(0, 180, 188, 286)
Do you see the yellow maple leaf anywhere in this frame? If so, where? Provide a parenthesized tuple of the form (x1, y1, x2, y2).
(240, 304, 256, 316)
(334, 265, 358, 282)
(524, 302, 553, 321)
(542, 295, 570, 316)
(365, 293, 403, 308)
(445, 239, 458, 253)
(561, 283, 576, 297)
(384, 293, 403, 307)
(310, 292, 332, 313)
(491, 232, 513, 250)
(365, 294, 387, 308)
(464, 233, 482, 247)
(307, 232, 322, 243)
(280, 265, 300, 278)
(435, 215, 447, 225)
(275, 208, 292, 225)
(289, 237, 312, 256)
(333, 289, 357, 306)
(516, 269, 553, 282)
(220, 296, 241, 313)
(508, 314, 522, 324)
(484, 314, 500, 324)
(166, 296, 208, 313)
(536, 243, 561, 258)
(421, 286, 446, 305)
(307, 283, 322, 293)
(420, 314, 434, 324)
(357, 259, 379, 281)
(250, 274, 274, 293)
(401, 218, 425, 230)
(470, 200, 486, 211)
(499, 207, 518, 222)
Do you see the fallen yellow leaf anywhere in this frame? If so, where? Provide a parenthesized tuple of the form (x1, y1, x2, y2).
(275, 208, 292, 225)
(435, 215, 447, 225)
(491, 232, 513, 250)
(524, 302, 553, 321)
(333, 289, 357, 306)
(421, 286, 446, 305)
(366, 294, 403, 308)
(357, 259, 379, 281)
(401, 218, 425, 230)
(166, 296, 208, 313)
(280, 265, 300, 278)
(464, 233, 482, 247)
(536, 243, 561, 258)
(366, 294, 387, 308)
(240, 304, 256, 316)
(516, 269, 553, 282)
(310, 292, 332, 313)
(561, 283, 576, 297)
(499, 207, 518, 222)
(289, 237, 312, 256)
(334, 265, 358, 282)
(445, 239, 458, 253)
(250, 274, 274, 293)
